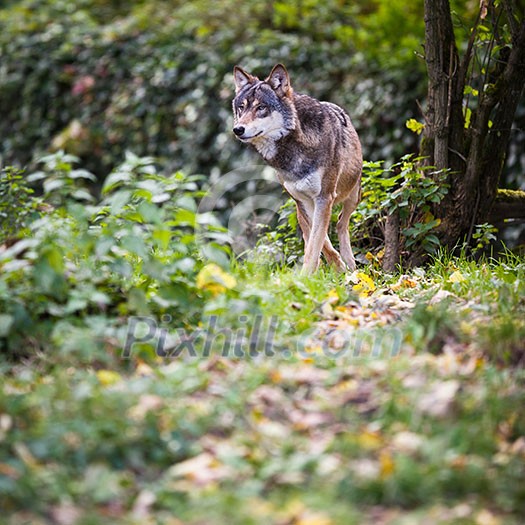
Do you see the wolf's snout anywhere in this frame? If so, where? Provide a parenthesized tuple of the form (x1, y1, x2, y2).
(233, 126, 245, 137)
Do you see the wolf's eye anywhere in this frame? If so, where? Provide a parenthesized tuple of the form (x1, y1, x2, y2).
(256, 104, 267, 113)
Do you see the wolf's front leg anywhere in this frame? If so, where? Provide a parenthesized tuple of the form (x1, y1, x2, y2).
(297, 200, 345, 271)
(302, 196, 334, 274)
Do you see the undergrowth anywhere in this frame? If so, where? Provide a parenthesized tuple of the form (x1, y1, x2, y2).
(1, 154, 524, 524)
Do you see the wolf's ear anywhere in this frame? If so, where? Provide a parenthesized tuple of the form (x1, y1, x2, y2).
(267, 64, 291, 96)
(233, 66, 257, 94)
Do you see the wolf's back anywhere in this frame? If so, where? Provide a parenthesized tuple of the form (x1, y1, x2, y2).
(292, 93, 362, 180)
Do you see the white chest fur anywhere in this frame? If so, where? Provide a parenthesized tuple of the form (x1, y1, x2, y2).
(283, 170, 322, 201)
(250, 110, 288, 160)
(253, 137, 278, 160)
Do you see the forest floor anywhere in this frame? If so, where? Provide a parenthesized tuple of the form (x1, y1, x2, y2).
(2, 253, 525, 525)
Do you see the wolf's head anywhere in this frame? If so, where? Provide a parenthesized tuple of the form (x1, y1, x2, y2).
(232, 64, 296, 155)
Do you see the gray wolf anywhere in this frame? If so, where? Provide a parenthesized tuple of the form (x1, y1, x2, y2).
(232, 64, 362, 273)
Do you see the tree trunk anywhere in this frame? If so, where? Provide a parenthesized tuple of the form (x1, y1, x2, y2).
(421, 0, 525, 255)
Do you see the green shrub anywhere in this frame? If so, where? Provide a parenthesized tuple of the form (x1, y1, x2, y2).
(0, 153, 230, 360)
(354, 155, 449, 256)
(0, 167, 41, 243)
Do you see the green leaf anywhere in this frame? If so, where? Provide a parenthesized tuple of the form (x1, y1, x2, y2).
(153, 228, 172, 250)
(43, 178, 66, 193)
(107, 190, 133, 214)
(137, 201, 162, 224)
(102, 171, 133, 194)
(0, 314, 14, 337)
(121, 235, 147, 258)
(70, 169, 96, 181)
(464, 85, 479, 96)
(464, 107, 472, 129)
(72, 189, 95, 202)
(174, 208, 196, 227)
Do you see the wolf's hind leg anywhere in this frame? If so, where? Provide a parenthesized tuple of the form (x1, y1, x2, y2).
(336, 193, 359, 271)
(322, 235, 345, 271)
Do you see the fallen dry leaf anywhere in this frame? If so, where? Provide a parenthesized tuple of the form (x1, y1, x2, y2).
(449, 270, 466, 283)
(391, 431, 424, 454)
(390, 275, 418, 291)
(429, 289, 455, 305)
(476, 509, 501, 525)
(350, 271, 377, 298)
(289, 409, 333, 431)
(350, 458, 380, 481)
(131, 489, 156, 519)
(50, 503, 82, 525)
(128, 394, 164, 420)
(416, 379, 460, 418)
(168, 452, 234, 487)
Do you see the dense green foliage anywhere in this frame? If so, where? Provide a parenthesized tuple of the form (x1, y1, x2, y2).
(0, 153, 232, 360)
(0, 0, 427, 177)
(0, 153, 453, 358)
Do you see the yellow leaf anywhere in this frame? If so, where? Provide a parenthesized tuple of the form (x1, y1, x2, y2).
(423, 211, 435, 223)
(352, 272, 376, 297)
(357, 430, 382, 450)
(380, 450, 395, 478)
(332, 379, 358, 393)
(391, 275, 418, 291)
(406, 118, 425, 135)
(269, 370, 282, 383)
(251, 407, 265, 423)
(326, 288, 340, 304)
(449, 270, 466, 283)
(96, 369, 122, 386)
(405, 277, 418, 288)
(301, 345, 323, 360)
(196, 264, 237, 295)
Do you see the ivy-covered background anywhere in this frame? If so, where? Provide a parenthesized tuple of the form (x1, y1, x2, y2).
(0, 0, 504, 179)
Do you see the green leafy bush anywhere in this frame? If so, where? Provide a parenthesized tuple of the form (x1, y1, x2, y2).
(0, 153, 230, 360)
(0, 167, 40, 242)
(355, 156, 449, 256)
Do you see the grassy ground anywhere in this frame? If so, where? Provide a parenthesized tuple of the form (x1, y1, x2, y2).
(2, 252, 525, 525)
